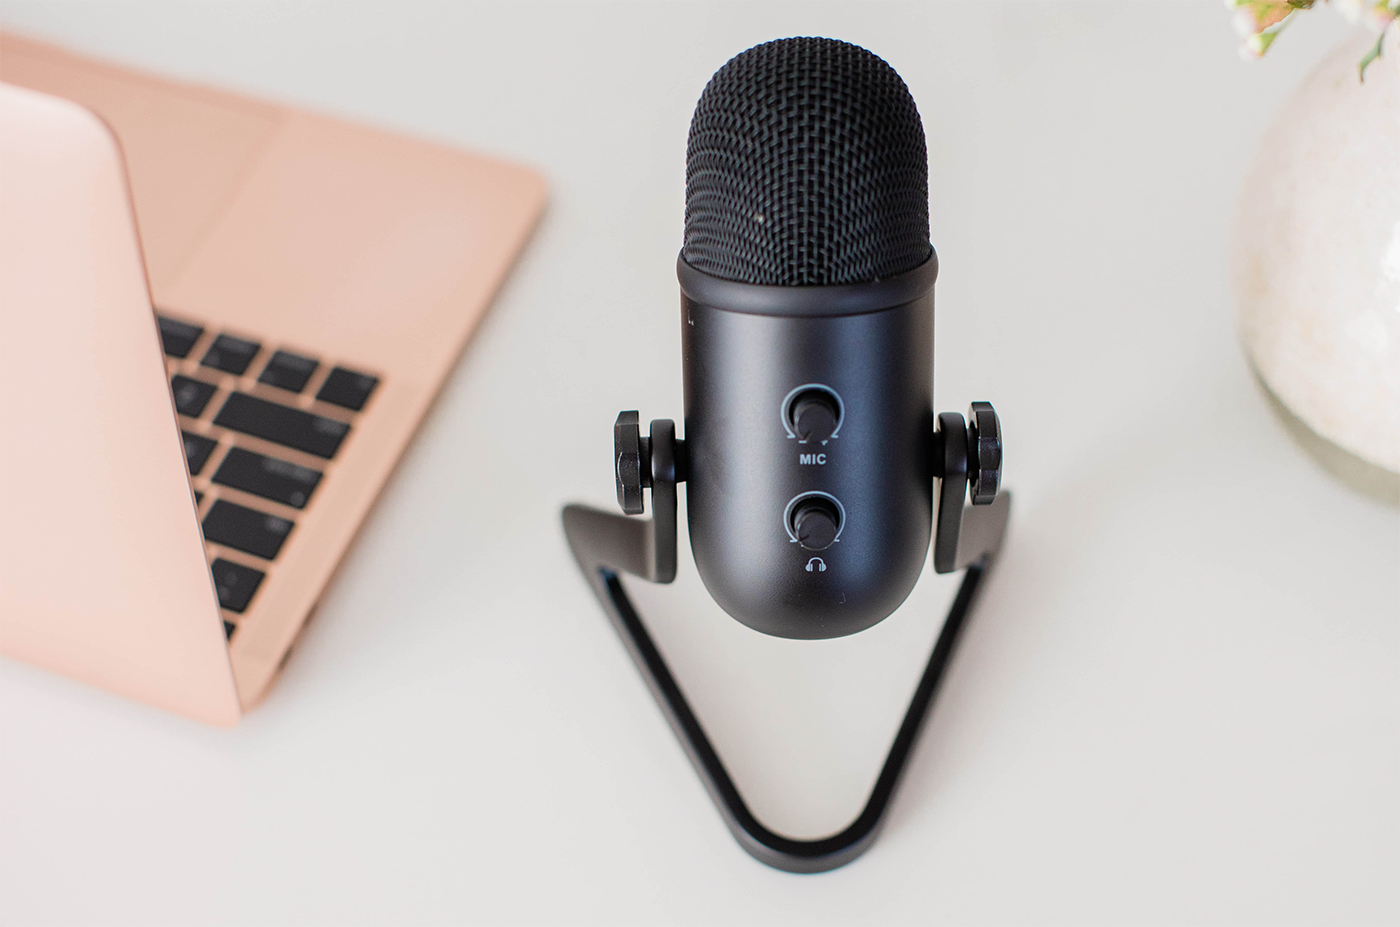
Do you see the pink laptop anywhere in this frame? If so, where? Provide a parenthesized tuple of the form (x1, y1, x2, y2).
(0, 34, 547, 724)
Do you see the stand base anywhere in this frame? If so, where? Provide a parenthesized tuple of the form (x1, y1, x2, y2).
(562, 493, 1010, 873)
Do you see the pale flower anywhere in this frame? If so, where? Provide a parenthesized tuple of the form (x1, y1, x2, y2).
(1229, 0, 1396, 77)
(1333, 0, 1366, 22)
(1234, 8, 1260, 35)
(1240, 29, 1279, 60)
(1367, 3, 1399, 31)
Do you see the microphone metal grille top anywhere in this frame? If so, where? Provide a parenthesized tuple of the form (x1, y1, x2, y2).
(683, 37, 931, 288)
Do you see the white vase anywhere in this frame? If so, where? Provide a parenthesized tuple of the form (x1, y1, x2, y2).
(1233, 26, 1400, 504)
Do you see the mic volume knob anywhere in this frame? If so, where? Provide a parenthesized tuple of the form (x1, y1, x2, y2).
(788, 389, 841, 443)
(790, 497, 841, 551)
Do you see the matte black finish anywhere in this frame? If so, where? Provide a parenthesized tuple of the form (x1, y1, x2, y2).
(316, 366, 379, 411)
(210, 557, 265, 613)
(681, 267, 935, 639)
(967, 401, 1002, 506)
(683, 37, 931, 286)
(791, 496, 840, 550)
(258, 350, 319, 394)
(200, 333, 261, 376)
(180, 430, 218, 476)
(157, 315, 203, 358)
(212, 447, 322, 510)
(171, 375, 217, 418)
(790, 391, 840, 443)
(677, 252, 937, 317)
(213, 392, 350, 459)
(201, 499, 293, 560)
(933, 412, 968, 575)
(614, 411, 646, 515)
(559, 32, 1015, 875)
(561, 444, 1011, 872)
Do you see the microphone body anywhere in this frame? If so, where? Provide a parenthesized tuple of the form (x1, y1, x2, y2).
(562, 34, 1009, 872)
(674, 35, 942, 639)
(680, 258, 936, 639)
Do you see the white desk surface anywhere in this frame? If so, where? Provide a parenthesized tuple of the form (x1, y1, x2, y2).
(1, 3, 1395, 924)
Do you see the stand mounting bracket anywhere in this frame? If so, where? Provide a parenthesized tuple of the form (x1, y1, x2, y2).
(562, 406, 1009, 873)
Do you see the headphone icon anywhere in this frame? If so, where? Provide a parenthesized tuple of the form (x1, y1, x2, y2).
(805, 557, 826, 573)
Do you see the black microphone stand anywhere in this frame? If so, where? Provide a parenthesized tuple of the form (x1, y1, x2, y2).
(561, 407, 1009, 873)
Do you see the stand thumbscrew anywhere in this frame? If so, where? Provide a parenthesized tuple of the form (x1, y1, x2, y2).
(967, 402, 1002, 506)
(615, 411, 650, 515)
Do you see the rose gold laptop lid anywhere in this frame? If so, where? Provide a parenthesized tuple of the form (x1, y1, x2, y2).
(0, 34, 547, 719)
(0, 82, 241, 725)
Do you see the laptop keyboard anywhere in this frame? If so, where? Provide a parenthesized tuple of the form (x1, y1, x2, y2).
(158, 313, 379, 641)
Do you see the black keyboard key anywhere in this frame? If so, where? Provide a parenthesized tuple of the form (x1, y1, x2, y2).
(171, 375, 218, 418)
(195, 490, 204, 504)
(181, 431, 218, 475)
(213, 447, 322, 509)
(213, 392, 350, 459)
(258, 350, 319, 394)
(211, 558, 265, 614)
(158, 316, 204, 358)
(201, 334, 261, 375)
(202, 500, 294, 560)
(223, 620, 237, 640)
(317, 366, 379, 411)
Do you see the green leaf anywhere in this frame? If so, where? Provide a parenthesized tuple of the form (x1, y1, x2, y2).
(1358, 31, 1385, 81)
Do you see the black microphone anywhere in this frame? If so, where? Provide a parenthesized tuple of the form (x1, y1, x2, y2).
(562, 36, 1008, 872)
(678, 36, 939, 639)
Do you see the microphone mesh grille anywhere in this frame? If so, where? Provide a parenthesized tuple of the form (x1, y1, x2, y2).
(684, 37, 931, 287)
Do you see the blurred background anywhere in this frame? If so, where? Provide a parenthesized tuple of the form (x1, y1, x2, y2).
(0, 3, 1394, 925)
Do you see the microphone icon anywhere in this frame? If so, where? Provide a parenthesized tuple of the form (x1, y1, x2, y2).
(563, 36, 1011, 873)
